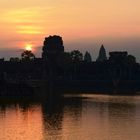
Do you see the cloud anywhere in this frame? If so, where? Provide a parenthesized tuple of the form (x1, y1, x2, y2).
(1, 7, 54, 35)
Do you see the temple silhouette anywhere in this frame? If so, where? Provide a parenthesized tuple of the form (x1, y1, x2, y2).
(96, 45, 107, 62)
(0, 35, 140, 95)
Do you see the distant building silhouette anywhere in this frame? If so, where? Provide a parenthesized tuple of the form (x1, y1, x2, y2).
(42, 35, 64, 60)
(96, 45, 107, 62)
(109, 51, 131, 63)
(108, 51, 137, 81)
(42, 35, 65, 77)
(84, 51, 92, 62)
(109, 51, 136, 65)
(0, 35, 139, 93)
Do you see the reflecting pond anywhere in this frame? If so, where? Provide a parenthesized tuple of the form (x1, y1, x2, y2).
(0, 93, 140, 140)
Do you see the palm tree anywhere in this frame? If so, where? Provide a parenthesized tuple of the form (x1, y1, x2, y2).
(70, 50, 83, 63)
(69, 50, 83, 78)
(21, 50, 35, 61)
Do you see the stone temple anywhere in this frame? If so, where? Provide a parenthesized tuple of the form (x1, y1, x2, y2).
(42, 35, 64, 60)
(96, 45, 107, 62)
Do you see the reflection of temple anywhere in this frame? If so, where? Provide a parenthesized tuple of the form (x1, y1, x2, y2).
(41, 94, 82, 139)
(41, 98, 64, 133)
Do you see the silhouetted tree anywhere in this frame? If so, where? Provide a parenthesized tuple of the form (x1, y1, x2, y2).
(84, 51, 92, 62)
(0, 58, 4, 62)
(96, 45, 107, 62)
(21, 50, 35, 61)
(10, 57, 20, 62)
(69, 50, 83, 77)
(127, 55, 136, 64)
(70, 50, 83, 63)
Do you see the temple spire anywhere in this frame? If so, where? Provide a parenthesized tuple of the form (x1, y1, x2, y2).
(96, 44, 107, 62)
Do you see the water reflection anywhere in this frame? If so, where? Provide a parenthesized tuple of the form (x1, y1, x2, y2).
(42, 98, 64, 139)
(41, 96, 83, 139)
(0, 94, 140, 140)
(0, 99, 43, 140)
(107, 97, 137, 140)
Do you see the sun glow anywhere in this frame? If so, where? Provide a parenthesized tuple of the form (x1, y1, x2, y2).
(25, 44, 32, 51)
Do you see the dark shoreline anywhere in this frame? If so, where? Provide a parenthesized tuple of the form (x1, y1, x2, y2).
(0, 79, 140, 97)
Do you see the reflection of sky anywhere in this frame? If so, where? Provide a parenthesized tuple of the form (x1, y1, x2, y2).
(0, 104, 43, 140)
(0, 0, 140, 60)
(0, 94, 140, 140)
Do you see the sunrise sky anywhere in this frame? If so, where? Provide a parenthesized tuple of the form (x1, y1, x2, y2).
(0, 0, 140, 61)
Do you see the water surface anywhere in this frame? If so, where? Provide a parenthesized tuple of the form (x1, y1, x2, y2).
(0, 94, 140, 140)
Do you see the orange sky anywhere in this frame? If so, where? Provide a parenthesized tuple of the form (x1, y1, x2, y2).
(0, 0, 140, 60)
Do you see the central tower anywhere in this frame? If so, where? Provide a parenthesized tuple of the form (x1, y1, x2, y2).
(42, 35, 64, 60)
